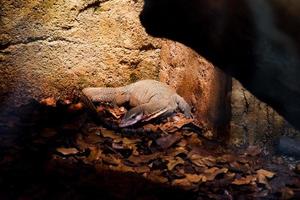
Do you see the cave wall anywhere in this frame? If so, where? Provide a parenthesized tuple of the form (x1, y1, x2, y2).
(230, 79, 300, 146)
(0, 0, 231, 136)
(0, 0, 161, 107)
(2, 0, 296, 143)
(159, 41, 231, 137)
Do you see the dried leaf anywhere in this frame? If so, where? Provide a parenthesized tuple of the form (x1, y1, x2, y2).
(145, 170, 168, 183)
(217, 154, 236, 164)
(159, 114, 193, 132)
(101, 128, 122, 140)
(203, 167, 228, 181)
(40, 97, 56, 107)
(245, 145, 262, 156)
(87, 146, 102, 161)
(101, 154, 122, 166)
(107, 106, 126, 119)
(56, 147, 79, 156)
(156, 132, 182, 149)
(166, 157, 185, 171)
(188, 153, 216, 167)
(256, 169, 275, 179)
(68, 102, 84, 111)
(281, 187, 295, 200)
(143, 124, 159, 132)
(172, 178, 193, 187)
(96, 105, 106, 112)
(40, 128, 57, 138)
(185, 174, 204, 183)
(232, 175, 257, 185)
(133, 166, 151, 174)
(127, 152, 162, 165)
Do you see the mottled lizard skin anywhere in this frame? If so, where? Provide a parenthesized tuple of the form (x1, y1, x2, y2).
(82, 79, 192, 127)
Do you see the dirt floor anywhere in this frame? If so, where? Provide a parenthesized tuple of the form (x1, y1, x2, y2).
(0, 98, 299, 200)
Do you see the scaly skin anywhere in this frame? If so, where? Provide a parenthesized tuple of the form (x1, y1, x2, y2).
(82, 79, 193, 127)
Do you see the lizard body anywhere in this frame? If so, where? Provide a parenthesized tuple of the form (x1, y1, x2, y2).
(82, 79, 192, 127)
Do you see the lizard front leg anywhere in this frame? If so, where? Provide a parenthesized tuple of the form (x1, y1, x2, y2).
(119, 102, 170, 127)
(173, 94, 193, 118)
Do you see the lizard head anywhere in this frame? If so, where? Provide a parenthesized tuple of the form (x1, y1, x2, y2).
(119, 108, 144, 127)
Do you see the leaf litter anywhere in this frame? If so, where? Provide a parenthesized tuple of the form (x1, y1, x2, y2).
(0, 99, 299, 200)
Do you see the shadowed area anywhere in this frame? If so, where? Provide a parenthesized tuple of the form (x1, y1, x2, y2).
(139, 0, 300, 130)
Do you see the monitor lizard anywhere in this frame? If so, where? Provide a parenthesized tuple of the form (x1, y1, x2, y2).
(81, 79, 193, 127)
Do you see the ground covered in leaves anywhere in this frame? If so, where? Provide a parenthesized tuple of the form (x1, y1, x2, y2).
(0, 98, 300, 200)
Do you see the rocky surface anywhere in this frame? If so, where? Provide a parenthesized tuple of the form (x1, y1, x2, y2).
(231, 80, 300, 147)
(159, 41, 231, 138)
(1, 0, 299, 146)
(0, 0, 161, 108)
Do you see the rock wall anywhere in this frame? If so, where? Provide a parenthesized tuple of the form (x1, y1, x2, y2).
(231, 80, 300, 146)
(0, 0, 231, 136)
(2, 0, 295, 143)
(159, 41, 231, 138)
(0, 0, 161, 107)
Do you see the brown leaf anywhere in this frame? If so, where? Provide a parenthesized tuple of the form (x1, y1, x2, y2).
(143, 124, 160, 132)
(87, 146, 102, 161)
(256, 169, 275, 179)
(245, 145, 262, 156)
(281, 187, 295, 200)
(96, 105, 106, 112)
(188, 153, 216, 167)
(101, 154, 122, 166)
(40, 97, 56, 107)
(127, 152, 162, 165)
(165, 157, 185, 171)
(107, 106, 126, 119)
(68, 102, 84, 111)
(56, 147, 79, 156)
(145, 170, 168, 183)
(172, 178, 193, 188)
(159, 114, 193, 132)
(156, 132, 182, 149)
(203, 167, 228, 181)
(101, 128, 122, 140)
(185, 174, 204, 183)
(232, 175, 257, 185)
(133, 166, 151, 174)
(217, 154, 236, 164)
(40, 128, 57, 138)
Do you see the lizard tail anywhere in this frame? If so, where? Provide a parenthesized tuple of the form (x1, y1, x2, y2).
(82, 87, 121, 102)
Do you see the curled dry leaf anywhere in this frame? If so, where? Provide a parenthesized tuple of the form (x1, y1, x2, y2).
(203, 167, 228, 181)
(156, 132, 182, 149)
(40, 97, 56, 107)
(166, 157, 185, 171)
(127, 152, 162, 165)
(145, 170, 168, 184)
(107, 106, 126, 119)
(68, 102, 84, 111)
(101, 128, 122, 140)
(256, 169, 275, 179)
(133, 166, 151, 174)
(96, 105, 106, 112)
(281, 187, 295, 200)
(101, 154, 122, 166)
(256, 169, 275, 186)
(232, 175, 257, 185)
(56, 147, 79, 156)
(185, 173, 204, 183)
(143, 124, 159, 132)
(159, 114, 194, 133)
(188, 153, 216, 167)
(172, 178, 193, 188)
(87, 146, 102, 161)
(245, 145, 262, 157)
